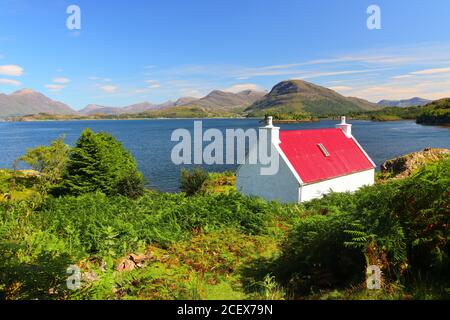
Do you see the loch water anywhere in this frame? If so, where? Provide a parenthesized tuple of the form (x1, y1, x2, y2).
(0, 119, 448, 192)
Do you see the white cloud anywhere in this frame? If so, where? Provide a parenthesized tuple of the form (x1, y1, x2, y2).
(325, 80, 345, 85)
(45, 84, 65, 92)
(411, 66, 450, 75)
(145, 80, 161, 89)
(133, 80, 162, 94)
(78, 42, 450, 103)
(0, 78, 21, 86)
(161, 59, 385, 81)
(230, 55, 415, 79)
(328, 86, 352, 91)
(99, 85, 118, 93)
(298, 68, 388, 80)
(153, 43, 450, 83)
(89, 76, 111, 82)
(392, 74, 413, 79)
(224, 83, 264, 93)
(52, 77, 70, 84)
(0, 64, 24, 76)
(343, 75, 450, 102)
(180, 89, 204, 98)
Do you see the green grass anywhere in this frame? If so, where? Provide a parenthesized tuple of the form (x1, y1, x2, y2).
(0, 169, 41, 202)
(242, 157, 450, 299)
(204, 171, 236, 194)
(0, 153, 449, 300)
(60, 229, 281, 300)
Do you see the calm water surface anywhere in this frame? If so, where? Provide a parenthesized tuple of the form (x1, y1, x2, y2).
(0, 119, 448, 192)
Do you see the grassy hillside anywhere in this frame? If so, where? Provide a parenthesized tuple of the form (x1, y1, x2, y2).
(348, 106, 422, 121)
(348, 98, 450, 125)
(245, 80, 380, 117)
(6, 105, 243, 121)
(3, 84, 449, 126)
(1, 132, 449, 300)
(133, 106, 212, 118)
(180, 90, 266, 111)
(416, 98, 450, 125)
(1, 158, 448, 300)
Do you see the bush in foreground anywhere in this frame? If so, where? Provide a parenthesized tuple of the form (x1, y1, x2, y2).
(267, 157, 449, 297)
(180, 167, 209, 196)
(55, 129, 144, 198)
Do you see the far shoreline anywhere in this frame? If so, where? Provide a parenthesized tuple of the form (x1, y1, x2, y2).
(1, 116, 448, 128)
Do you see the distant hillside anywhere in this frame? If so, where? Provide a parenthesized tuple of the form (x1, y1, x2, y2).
(174, 97, 197, 106)
(123, 102, 162, 113)
(346, 96, 381, 110)
(78, 90, 266, 115)
(346, 97, 450, 125)
(79, 102, 162, 115)
(245, 80, 381, 117)
(378, 97, 431, 108)
(416, 98, 450, 125)
(79, 104, 123, 115)
(101, 105, 241, 119)
(180, 90, 266, 110)
(135, 106, 212, 118)
(0, 89, 76, 117)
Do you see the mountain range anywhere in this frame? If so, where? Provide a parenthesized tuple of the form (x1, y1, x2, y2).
(0, 89, 75, 117)
(0, 80, 437, 118)
(245, 80, 381, 116)
(377, 97, 431, 108)
(78, 89, 267, 115)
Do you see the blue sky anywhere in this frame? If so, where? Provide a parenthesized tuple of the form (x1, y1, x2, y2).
(1, 0, 450, 109)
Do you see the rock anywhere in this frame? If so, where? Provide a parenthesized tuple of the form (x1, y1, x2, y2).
(115, 258, 136, 272)
(115, 251, 153, 272)
(82, 271, 99, 282)
(380, 148, 449, 180)
(129, 252, 152, 264)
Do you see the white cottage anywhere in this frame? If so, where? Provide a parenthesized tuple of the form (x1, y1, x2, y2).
(236, 116, 375, 203)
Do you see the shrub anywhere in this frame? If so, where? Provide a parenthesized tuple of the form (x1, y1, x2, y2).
(270, 157, 450, 297)
(392, 157, 450, 274)
(0, 201, 74, 300)
(275, 213, 365, 294)
(116, 170, 146, 199)
(14, 135, 70, 194)
(180, 167, 208, 196)
(56, 129, 144, 198)
(28, 191, 279, 257)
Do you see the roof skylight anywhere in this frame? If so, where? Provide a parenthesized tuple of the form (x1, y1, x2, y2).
(317, 143, 330, 157)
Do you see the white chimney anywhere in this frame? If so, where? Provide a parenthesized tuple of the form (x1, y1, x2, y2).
(336, 116, 352, 137)
(260, 116, 280, 144)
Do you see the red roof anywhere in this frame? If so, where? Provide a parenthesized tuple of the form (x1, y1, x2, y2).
(279, 128, 374, 184)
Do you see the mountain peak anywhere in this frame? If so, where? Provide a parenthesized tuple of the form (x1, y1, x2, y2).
(1, 89, 76, 117)
(238, 89, 257, 95)
(245, 79, 381, 116)
(206, 90, 229, 97)
(377, 97, 431, 108)
(268, 79, 326, 96)
(12, 88, 37, 95)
